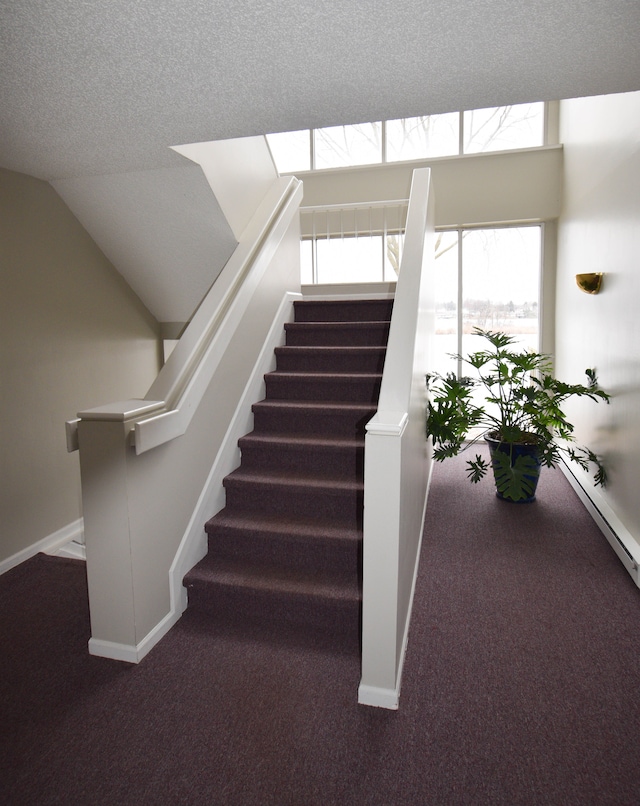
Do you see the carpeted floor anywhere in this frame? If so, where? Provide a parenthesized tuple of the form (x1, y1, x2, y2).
(2, 451, 640, 805)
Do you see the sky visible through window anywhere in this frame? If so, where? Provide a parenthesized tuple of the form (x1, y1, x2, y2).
(434, 226, 541, 378)
(279, 104, 545, 370)
(267, 102, 544, 173)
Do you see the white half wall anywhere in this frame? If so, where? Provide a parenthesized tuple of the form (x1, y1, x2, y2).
(75, 189, 302, 660)
(359, 168, 435, 708)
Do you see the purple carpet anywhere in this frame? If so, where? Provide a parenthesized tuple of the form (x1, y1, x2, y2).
(2, 453, 640, 804)
(185, 299, 393, 652)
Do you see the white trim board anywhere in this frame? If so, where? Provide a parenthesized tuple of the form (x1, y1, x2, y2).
(88, 606, 181, 664)
(0, 518, 85, 576)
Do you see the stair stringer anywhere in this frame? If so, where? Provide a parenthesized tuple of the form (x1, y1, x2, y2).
(168, 291, 302, 617)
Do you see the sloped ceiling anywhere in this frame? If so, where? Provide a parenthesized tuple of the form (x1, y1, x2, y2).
(51, 165, 237, 323)
(2, 1, 639, 319)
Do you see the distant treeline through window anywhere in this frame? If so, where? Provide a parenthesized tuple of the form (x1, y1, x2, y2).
(300, 224, 542, 373)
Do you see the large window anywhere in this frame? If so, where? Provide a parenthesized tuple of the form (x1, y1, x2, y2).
(434, 226, 542, 377)
(281, 105, 545, 370)
(267, 102, 545, 173)
(314, 122, 382, 169)
(385, 112, 460, 161)
(300, 224, 542, 373)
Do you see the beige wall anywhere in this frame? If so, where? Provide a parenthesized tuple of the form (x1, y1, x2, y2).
(0, 168, 161, 565)
(298, 145, 563, 229)
(555, 91, 640, 546)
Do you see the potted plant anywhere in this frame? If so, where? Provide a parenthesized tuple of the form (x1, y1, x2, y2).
(426, 328, 610, 502)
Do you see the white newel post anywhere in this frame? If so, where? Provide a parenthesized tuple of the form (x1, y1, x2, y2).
(360, 412, 407, 706)
(76, 399, 165, 661)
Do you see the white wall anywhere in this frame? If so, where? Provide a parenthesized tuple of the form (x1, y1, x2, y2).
(0, 168, 161, 568)
(556, 91, 640, 553)
(52, 163, 238, 325)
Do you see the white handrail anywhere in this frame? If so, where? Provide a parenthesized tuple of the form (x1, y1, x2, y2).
(133, 176, 303, 454)
(300, 200, 408, 238)
(375, 172, 432, 414)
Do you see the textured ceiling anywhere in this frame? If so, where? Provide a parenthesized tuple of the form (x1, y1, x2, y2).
(2, 0, 639, 181)
(2, 1, 639, 324)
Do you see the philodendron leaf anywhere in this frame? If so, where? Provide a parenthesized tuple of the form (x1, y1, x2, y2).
(466, 454, 491, 484)
(491, 451, 540, 502)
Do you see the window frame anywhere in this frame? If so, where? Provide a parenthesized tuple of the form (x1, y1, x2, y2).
(434, 222, 544, 377)
(267, 102, 548, 174)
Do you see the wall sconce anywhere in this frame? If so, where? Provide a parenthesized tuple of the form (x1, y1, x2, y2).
(575, 273, 604, 294)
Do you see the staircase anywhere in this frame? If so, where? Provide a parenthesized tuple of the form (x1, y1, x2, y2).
(184, 298, 393, 653)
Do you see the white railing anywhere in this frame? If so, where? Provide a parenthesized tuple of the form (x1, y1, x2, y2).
(69, 174, 303, 663)
(135, 176, 303, 453)
(300, 200, 408, 237)
(300, 200, 408, 284)
(358, 168, 435, 709)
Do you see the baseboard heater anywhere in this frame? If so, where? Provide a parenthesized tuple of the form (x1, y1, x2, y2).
(560, 461, 639, 588)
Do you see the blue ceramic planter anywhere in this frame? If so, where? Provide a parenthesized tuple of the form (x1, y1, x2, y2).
(485, 433, 541, 503)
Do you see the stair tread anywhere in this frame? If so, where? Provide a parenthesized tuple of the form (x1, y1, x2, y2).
(285, 321, 390, 329)
(187, 557, 361, 601)
(206, 509, 362, 541)
(266, 370, 382, 380)
(238, 433, 364, 450)
(276, 345, 386, 353)
(224, 468, 363, 492)
(252, 399, 376, 413)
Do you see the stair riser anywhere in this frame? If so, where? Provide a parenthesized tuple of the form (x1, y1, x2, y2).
(252, 405, 375, 438)
(284, 323, 390, 347)
(224, 483, 364, 527)
(293, 299, 393, 323)
(205, 526, 361, 577)
(275, 348, 387, 374)
(186, 583, 361, 645)
(238, 443, 364, 480)
(264, 374, 381, 403)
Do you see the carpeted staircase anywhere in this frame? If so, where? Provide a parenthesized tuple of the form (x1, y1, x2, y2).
(184, 298, 393, 652)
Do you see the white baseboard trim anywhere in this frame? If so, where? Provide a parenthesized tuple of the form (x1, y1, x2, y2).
(88, 606, 182, 664)
(168, 291, 302, 612)
(54, 540, 87, 561)
(560, 461, 640, 587)
(1, 517, 85, 576)
(358, 682, 400, 710)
